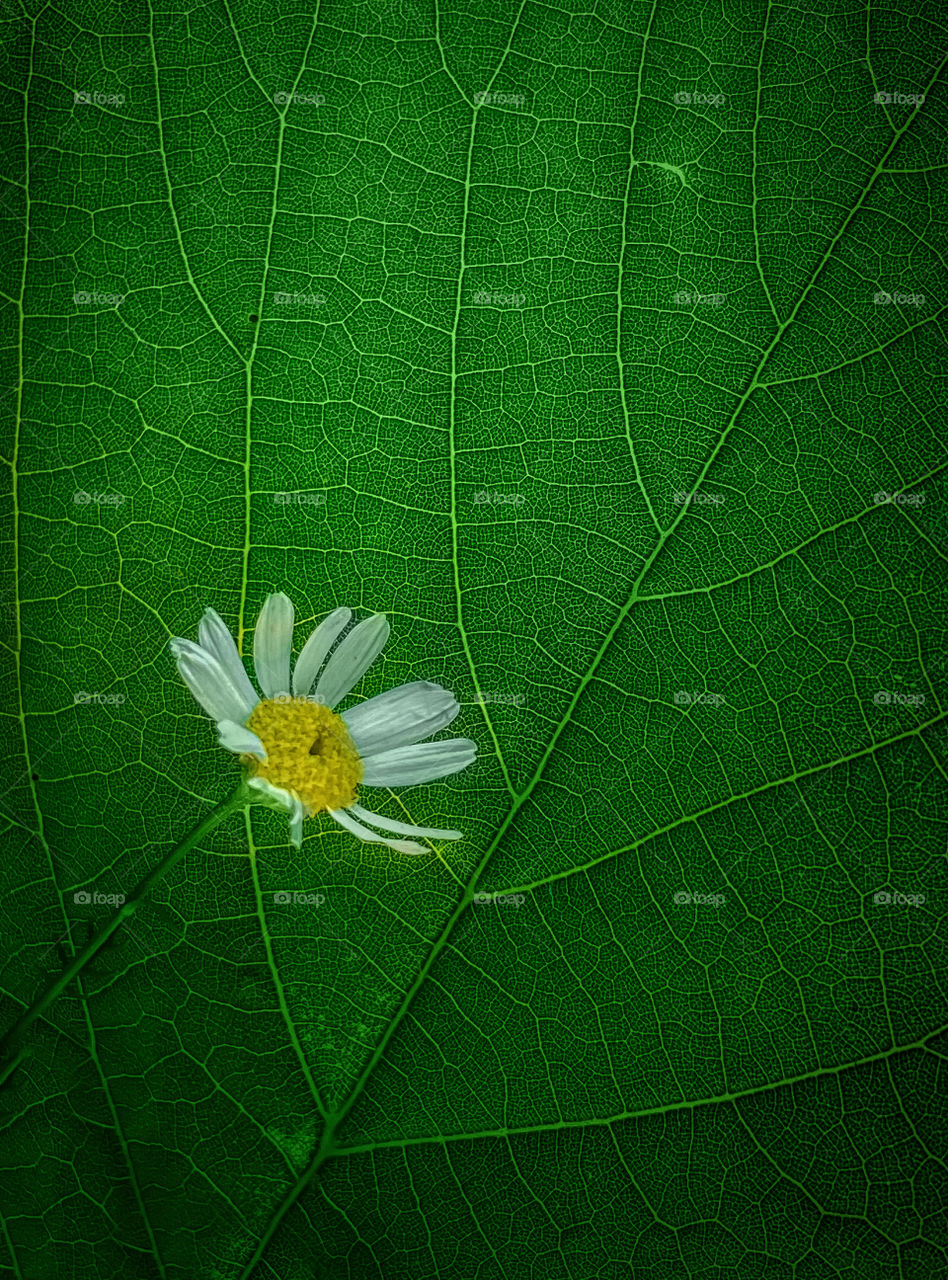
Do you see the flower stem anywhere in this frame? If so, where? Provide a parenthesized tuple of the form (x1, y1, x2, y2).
(0, 780, 251, 1086)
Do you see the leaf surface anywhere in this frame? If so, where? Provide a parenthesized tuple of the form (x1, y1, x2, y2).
(0, 2, 946, 1277)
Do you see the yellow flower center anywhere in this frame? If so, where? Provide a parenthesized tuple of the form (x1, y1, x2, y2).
(243, 698, 363, 813)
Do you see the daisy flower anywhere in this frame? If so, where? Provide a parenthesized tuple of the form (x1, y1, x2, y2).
(169, 594, 476, 853)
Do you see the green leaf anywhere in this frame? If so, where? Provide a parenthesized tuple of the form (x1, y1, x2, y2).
(1, 1, 946, 1276)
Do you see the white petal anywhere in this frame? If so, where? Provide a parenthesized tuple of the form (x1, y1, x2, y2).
(170, 638, 258, 723)
(348, 802, 462, 840)
(288, 797, 305, 849)
(248, 776, 295, 810)
(254, 592, 294, 698)
(216, 719, 266, 758)
(315, 613, 390, 709)
(360, 738, 477, 787)
(248, 780, 305, 847)
(292, 606, 352, 696)
(197, 608, 259, 713)
(329, 806, 426, 854)
(341, 680, 459, 756)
